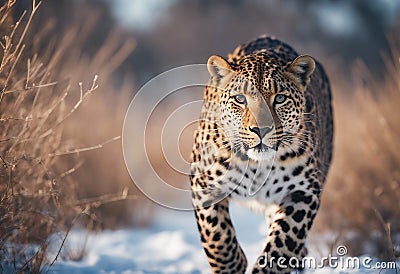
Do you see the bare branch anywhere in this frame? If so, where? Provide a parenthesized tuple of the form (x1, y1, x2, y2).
(74, 188, 137, 207)
(48, 136, 120, 157)
(49, 207, 89, 267)
(38, 75, 99, 140)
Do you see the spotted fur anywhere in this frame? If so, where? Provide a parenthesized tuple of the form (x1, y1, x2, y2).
(190, 36, 333, 273)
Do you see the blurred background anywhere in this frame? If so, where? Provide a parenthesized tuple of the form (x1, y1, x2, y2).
(1, 0, 399, 271)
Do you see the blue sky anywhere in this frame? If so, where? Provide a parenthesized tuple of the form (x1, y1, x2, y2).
(108, 0, 176, 30)
(108, 0, 400, 35)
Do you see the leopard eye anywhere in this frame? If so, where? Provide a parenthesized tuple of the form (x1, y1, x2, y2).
(233, 94, 247, 105)
(274, 94, 287, 104)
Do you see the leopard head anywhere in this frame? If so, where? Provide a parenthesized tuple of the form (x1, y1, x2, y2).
(207, 53, 315, 161)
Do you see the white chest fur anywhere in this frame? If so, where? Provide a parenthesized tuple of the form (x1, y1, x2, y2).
(220, 155, 309, 213)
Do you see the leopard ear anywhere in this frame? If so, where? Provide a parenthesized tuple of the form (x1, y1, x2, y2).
(285, 55, 315, 91)
(207, 55, 234, 84)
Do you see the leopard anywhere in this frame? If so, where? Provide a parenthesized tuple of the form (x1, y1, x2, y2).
(190, 35, 333, 274)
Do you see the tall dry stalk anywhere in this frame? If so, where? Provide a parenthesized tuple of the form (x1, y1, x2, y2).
(317, 36, 400, 260)
(0, 0, 138, 271)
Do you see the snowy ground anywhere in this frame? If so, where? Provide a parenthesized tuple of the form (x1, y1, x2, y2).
(50, 204, 399, 274)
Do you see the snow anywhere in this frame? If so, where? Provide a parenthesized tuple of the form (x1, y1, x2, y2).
(49, 204, 264, 273)
(50, 204, 399, 274)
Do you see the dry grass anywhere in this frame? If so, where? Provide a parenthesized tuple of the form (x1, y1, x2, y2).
(316, 37, 400, 260)
(0, 0, 143, 271)
(0, 1, 84, 271)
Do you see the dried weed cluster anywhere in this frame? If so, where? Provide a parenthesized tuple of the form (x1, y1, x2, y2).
(0, 1, 138, 271)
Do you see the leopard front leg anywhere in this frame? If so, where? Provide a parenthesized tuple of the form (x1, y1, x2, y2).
(252, 190, 320, 274)
(194, 198, 247, 274)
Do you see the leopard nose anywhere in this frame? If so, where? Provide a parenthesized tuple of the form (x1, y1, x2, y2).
(249, 125, 274, 138)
